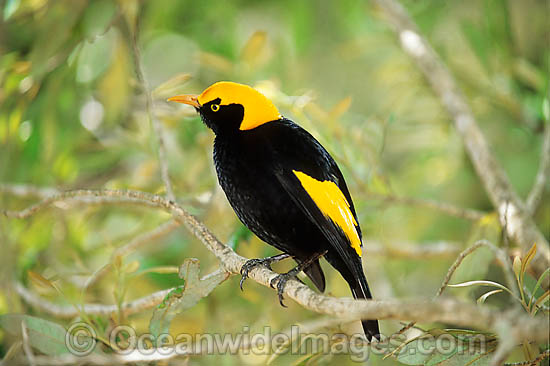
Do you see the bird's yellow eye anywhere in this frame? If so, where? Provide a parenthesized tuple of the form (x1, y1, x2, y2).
(211, 104, 220, 112)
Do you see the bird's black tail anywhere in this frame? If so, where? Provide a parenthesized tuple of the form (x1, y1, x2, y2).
(348, 272, 380, 341)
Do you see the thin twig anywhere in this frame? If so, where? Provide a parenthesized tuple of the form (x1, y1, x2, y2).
(2, 190, 162, 218)
(20, 321, 36, 366)
(397, 238, 518, 336)
(15, 282, 171, 318)
(367, 193, 486, 221)
(437, 239, 518, 298)
(526, 123, 550, 213)
(504, 349, 549, 366)
(15, 346, 199, 365)
(77, 219, 181, 289)
(15, 269, 225, 319)
(128, 10, 175, 201)
(5, 189, 548, 343)
(367, 240, 461, 259)
(372, 0, 550, 285)
(0, 183, 60, 199)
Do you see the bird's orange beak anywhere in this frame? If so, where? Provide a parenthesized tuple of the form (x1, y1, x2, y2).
(167, 94, 200, 108)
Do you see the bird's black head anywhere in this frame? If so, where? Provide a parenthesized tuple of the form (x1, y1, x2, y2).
(168, 81, 281, 136)
(198, 97, 244, 135)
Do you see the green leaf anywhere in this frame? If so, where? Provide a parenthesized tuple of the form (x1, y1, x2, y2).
(520, 243, 537, 280)
(396, 335, 437, 365)
(435, 351, 492, 366)
(393, 329, 497, 366)
(448, 280, 513, 296)
(81, 0, 116, 39)
(151, 73, 192, 99)
(76, 28, 117, 83)
(424, 346, 457, 366)
(527, 267, 550, 309)
(530, 265, 549, 300)
(0, 314, 70, 355)
(149, 259, 229, 340)
(512, 256, 521, 279)
(476, 289, 503, 304)
(533, 290, 549, 314)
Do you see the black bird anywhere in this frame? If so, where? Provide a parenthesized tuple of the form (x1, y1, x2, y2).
(169, 81, 380, 340)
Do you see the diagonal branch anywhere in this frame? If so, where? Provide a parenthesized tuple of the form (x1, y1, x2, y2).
(4, 189, 548, 344)
(371, 0, 550, 284)
(526, 123, 550, 214)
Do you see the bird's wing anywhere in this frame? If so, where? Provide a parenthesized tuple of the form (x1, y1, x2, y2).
(268, 121, 363, 272)
(275, 169, 362, 264)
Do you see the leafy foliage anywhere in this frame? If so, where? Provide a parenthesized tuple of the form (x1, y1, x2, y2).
(0, 314, 77, 356)
(149, 259, 229, 339)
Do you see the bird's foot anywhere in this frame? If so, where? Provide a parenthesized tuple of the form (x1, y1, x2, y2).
(239, 253, 290, 291)
(269, 251, 328, 307)
(269, 268, 305, 307)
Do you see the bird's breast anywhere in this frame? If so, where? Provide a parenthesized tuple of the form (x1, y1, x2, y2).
(212, 134, 310, 249)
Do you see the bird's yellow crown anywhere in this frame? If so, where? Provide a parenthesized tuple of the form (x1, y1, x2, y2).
(198, 82, 281, 130)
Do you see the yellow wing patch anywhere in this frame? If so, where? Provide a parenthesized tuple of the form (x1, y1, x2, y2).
(293, 170, 362, 256)
(197, 81, 281, 131)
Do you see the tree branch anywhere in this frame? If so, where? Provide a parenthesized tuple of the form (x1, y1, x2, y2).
(15, 270, 225, 319)
(371, 0, 550, 284)
(4, 189, 548, 344)
(526, 123, 550, 214)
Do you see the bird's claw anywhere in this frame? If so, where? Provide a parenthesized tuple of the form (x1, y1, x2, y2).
(239, 258, 273, 291)
(269, 273, 304, 307)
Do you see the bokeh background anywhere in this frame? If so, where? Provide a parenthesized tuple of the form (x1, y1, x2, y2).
(1, 0, 548, 365)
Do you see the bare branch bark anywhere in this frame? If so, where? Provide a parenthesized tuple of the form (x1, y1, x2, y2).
(4, 189, 548, 344)
(371, 0, 550, 283)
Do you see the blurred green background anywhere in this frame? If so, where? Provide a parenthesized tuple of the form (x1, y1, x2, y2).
(0, 0, 548, 364)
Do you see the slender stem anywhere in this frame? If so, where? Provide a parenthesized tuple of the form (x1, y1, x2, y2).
(128, 10, 175, 201)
